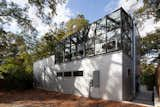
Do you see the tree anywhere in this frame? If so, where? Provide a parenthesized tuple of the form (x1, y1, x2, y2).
(141, 29, 160, 56)
(140, 29, 160, 90)
(140, 63, 155, 90)
(32, 28, 65, 61)
(0, 0, 67, 89)
(0, 29, 26, 62)
(135, 0, 160, 21)
(0, 0, 65, 49)
(65, 14, 89, 36)
(0, 0, 64, 30)
(0, 30, 33, 89)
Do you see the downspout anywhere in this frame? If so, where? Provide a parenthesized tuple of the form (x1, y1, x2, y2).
(132, 20, 136, 97)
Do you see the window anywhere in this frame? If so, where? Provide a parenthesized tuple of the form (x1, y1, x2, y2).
(106, 40, 116, 51)
(96, 18, 106, 35)
(71, 43, 76, 60)
(64, 72, 72, 77)
(64, 38, 71, 62)
(121, 10, 132, 34)
(128, 69, 131, 76)
(106, 28, 121, 52)
(77, 31, 85, 58)
(57, 72, 63, 77)
(85, 38, 95, 56)
(77, 43, 84, 58)
(95, 34, 106, 54)
(95, 18, 107, 55)
(122, 33, 131, 56)
(55, 43, 64, 63)
(85, 25, 95, 56)
(73, 71, 83, 76)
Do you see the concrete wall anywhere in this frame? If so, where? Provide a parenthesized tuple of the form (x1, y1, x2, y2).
(33, 51, 124, 101)
(122, 53, 133, 100)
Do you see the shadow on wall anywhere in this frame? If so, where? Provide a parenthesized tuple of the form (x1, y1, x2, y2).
(34, 52, 124, 101)
(92, 52, 122, 100)
(34, 55, 84, 96)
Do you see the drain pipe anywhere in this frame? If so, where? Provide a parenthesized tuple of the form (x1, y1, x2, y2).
(132, 21, 136, 97)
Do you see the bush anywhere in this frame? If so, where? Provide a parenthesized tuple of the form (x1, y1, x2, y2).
(0, 54, 33, 90)
(140, 63, 156, 90)
(140, 72, 154, 90)
(2, 71, 33, 90)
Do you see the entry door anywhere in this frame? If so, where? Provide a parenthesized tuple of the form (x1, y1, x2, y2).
(89, 71, 100, 98)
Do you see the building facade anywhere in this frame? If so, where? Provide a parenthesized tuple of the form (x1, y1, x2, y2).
(33, 8, 140, 101)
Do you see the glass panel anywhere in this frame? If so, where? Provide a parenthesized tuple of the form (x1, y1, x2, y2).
(85, 38, 95, 56)
(77, 43, 84, 59)
(64, 48, 71, 62)
(71, 35, 77, 43)
(64, 72, 72, 77)
(73, 71, 83, 76)
(122, 33, 131, 56)
(55, 43, 64, 63)
(88, 23, 96, 38)
(107, 28, 120, 40)
(108, 9, 121, 22)
(107, 18, 120, 32)
(96, 18, 106, 31)
(96, 18, 106, 37)
(57, 72, 63, 77)
(95, 33, 106, 54)
(121, 9, 132, 40)
(106, 28, 121, 52)
(71, 44, 76, 60)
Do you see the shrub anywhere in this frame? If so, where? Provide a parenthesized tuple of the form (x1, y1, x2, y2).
(140, 63, 156, 90)
(0, 54, 33, 90)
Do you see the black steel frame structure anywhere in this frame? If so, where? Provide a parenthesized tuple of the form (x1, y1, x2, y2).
(55, 8, 134, 64)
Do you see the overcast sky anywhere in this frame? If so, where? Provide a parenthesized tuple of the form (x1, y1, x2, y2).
(3, 0, 160, 37)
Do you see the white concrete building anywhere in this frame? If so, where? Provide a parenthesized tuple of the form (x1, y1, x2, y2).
(33, 8, 140, 101)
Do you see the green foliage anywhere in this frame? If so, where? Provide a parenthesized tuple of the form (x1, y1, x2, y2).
(0, 0, 64, 30)
(135, 7, 146, 14)
(135, 0, 160, 20)
(140, 29, 160, 55)
(66, 14, 89, 36)
(0, 1, 35, 33)
(0, 0, 65, 49)
(0, 30, 33, 90)
(140, 63, 155, 90)
(0, 53, 33, 90)
(28, 0, 65, 21)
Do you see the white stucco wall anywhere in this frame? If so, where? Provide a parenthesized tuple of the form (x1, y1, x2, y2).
(33, 51, 123, 101)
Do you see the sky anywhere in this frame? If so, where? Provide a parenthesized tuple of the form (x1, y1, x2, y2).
(67, 0, 119, 23)
(3, 0, 160, 37)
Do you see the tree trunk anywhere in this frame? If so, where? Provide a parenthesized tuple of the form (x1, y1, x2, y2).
(156, 64, 160, 96)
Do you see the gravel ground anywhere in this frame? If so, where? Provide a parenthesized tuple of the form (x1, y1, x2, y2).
(0, 89, 148, 107)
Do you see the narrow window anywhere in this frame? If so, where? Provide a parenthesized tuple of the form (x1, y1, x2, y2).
(57, 72, 63, 77)
(128, 69, 131, 76)
(73, 71, 83, 76)
(64, 72, 72, 77)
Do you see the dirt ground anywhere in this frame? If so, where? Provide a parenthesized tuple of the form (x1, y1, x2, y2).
(0, 89, 147, 107)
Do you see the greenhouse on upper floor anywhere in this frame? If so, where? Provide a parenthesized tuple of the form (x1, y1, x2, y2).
(55, 8, 135, 64)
